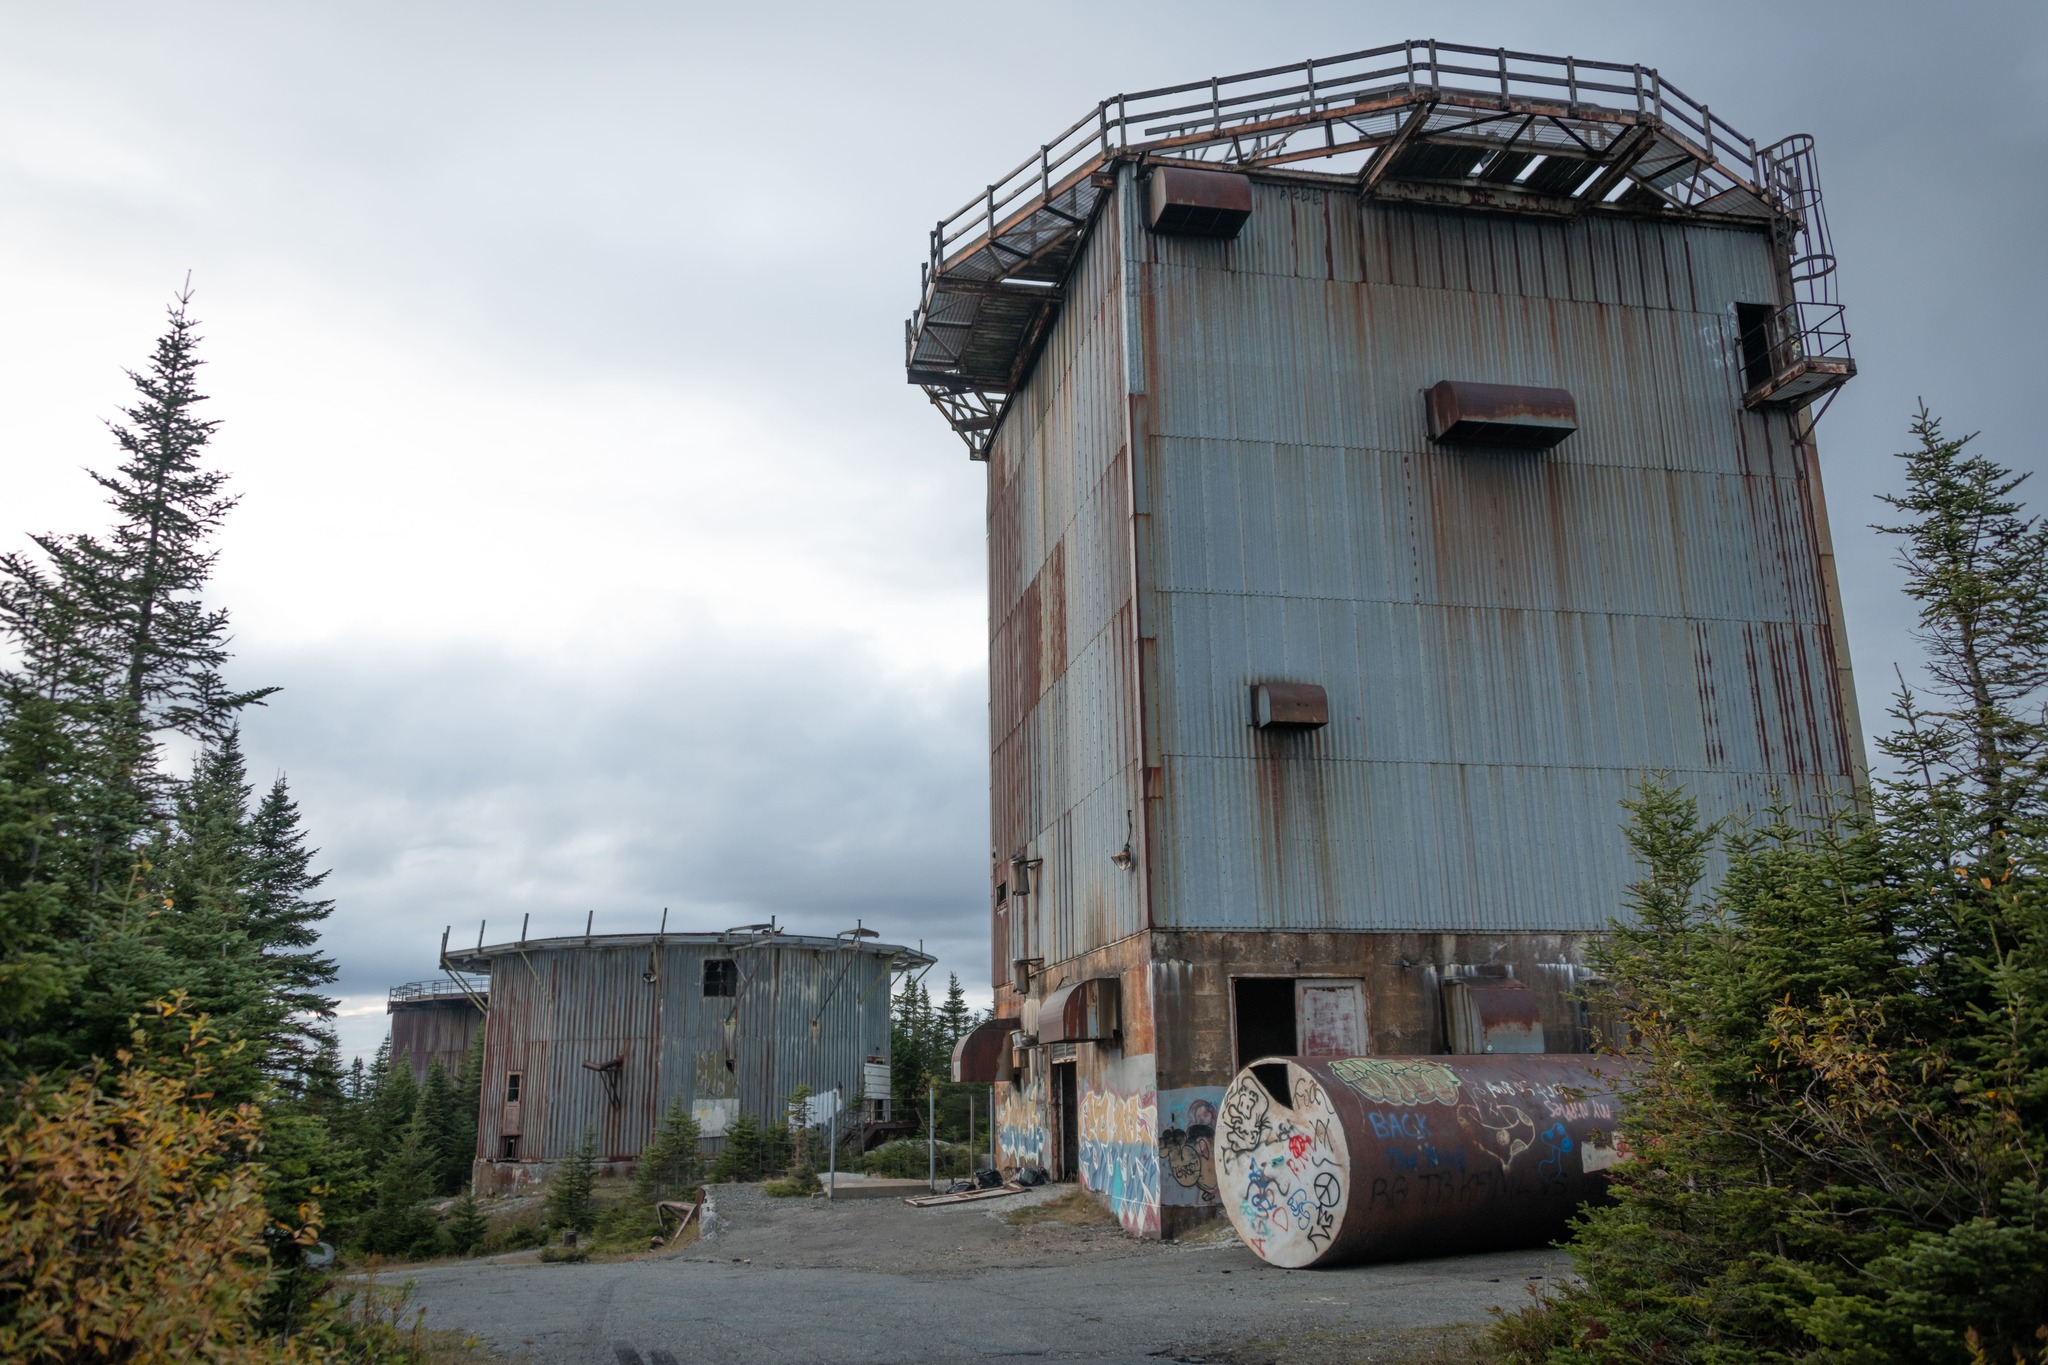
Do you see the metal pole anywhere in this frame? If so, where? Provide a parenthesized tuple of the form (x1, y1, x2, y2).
(928, 1083, 937, 1191)
(968, 1093, 975, 1177)
(828, 1084, 838, 1200)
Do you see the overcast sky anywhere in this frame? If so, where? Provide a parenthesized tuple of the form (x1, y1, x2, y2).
(4, 2, 2043, 1059)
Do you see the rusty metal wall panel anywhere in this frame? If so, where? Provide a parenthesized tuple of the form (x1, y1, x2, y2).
(389, 997, 484, 1085)
(987, 186, 1147, 970)
(1129, 177, 1856, 935)
(471, 935, 906, 1171)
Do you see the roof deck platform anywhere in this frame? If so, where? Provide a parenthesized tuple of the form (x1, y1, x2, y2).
(906, 39, 1853, 457)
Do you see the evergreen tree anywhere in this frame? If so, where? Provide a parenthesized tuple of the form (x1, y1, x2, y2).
(244, 773, 337, 1074)
(360, 1039, 417, 1156)
(0, 291, 277, 1081)
(710, 1109, 764, 1183)
(545, 1132, 598, 1235)
(363, 1104, 440, 1258)
(937, 974, 971, 1054)
(446, 1191, 488, 1257)
(449, 1029, 483, 1193)
(415, 1061, 461, 1197)
(633, 1098, 702, 1205)
(1497, 411, 2048, 1363)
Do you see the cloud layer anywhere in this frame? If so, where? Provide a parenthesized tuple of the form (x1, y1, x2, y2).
(3, 1, 2044, 1060)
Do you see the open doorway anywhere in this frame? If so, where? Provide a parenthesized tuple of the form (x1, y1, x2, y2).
(1234, 978, 1297, 1068)
(1233, 976, 1369, 1068)
(1052, 1059, 1079, 1181)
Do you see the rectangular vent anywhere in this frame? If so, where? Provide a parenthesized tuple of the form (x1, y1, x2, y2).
(1427, 380, 1578, 449)
(1253, 682, 1329, 730)
(1146, 166, 1252, 238)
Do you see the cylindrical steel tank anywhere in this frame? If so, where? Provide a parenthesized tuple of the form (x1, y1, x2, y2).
(1217, 1054, 1633, 1268)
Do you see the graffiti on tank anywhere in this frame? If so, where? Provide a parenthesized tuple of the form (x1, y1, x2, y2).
(1536, 1123, 1574, 1185)
(1077, 1086, 1159, 1237)
(1158, 1089, 1223, 1206)
(1327, 1057, 1461, 1107)
(1218, 1079, 1272, 1161)
(1366, 1110, 1432, 1141)
(1460, 1096, 1537, 1174)
(1217, 1070, 1349, 1266)
(997, 1079, 1045, 1168)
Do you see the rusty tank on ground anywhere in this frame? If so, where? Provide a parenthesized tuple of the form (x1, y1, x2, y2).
(1217, 1054, 1634, 1268)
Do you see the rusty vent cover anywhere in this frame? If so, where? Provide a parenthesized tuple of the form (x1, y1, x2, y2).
(1444, 977, 1547, 1054)
(1253, 682, 1329, 730)
(1146, 166, 1253, 238)
(1426, 380, 1577, 449)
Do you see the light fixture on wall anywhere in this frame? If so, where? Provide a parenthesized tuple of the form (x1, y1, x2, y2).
(1110, 809, 1135, 871)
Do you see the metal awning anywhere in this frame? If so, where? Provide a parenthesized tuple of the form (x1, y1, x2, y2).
(1038, 977, 1121, 1045)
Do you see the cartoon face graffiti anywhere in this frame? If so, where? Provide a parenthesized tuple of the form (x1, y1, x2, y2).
(1160, 1122, 1219, 1203)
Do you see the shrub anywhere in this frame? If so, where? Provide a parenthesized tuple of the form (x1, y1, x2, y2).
(0, 1023, 277, 1361)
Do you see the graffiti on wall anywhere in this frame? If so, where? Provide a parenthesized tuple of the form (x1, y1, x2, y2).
(996, 1078, 1045, 1169)
(1215, 1066, 1349, 1269)
(1078, 1084, 1159, 1237)
(1157, 1087, 1224, 1207)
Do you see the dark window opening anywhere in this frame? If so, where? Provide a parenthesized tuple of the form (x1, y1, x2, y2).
(704, 958, 738, 997)
(1736, 302, 1778, 391)
(505, 1072, 522, 1103)
(994, 881, 1007, 905)
(1233, 977, 1298, 1068)
(500, 1135, 519, 1160)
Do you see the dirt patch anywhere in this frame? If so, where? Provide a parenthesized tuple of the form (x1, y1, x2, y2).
(1000, 1187, 1120, 1228)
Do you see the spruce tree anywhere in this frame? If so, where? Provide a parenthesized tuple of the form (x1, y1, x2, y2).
(545, 1132, 598, 1235)
(633, 1098, 703, 1205)
(416, 1061, 461, 1197)
(364, 1104, 441, 1258)
(937, 974, 971, 1052)
(710, 1110, 763, 1183)
(244, 773, 337, 1074)
(446, 1191, 488, 1256)
(361, 1039, 418, 1155)
(1497, 410, 2048, 1362)
(449, 1030, 483, 1193)
(0, 291, 279, 1079)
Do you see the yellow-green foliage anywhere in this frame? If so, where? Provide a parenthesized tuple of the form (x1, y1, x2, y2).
(0, 1005, 296, 1363)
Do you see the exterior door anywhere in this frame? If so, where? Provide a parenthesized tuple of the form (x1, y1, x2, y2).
(1296, 980, 1368, 1056)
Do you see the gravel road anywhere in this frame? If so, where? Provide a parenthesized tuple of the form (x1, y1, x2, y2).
(395, 1184, 1568, 1364)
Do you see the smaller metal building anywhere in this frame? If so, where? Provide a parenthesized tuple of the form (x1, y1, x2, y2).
(443, 926, 933, 1192)
(388, 978, 488, 1084)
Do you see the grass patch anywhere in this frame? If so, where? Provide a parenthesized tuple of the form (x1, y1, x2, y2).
(1001, 1188, 1118, 1228)
(762, 1171, 822, 1198)
(536, 1243, 588, 1264)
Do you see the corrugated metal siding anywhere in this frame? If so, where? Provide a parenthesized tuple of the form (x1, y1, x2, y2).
(475, 939, 895, 1166)
(389, 999, 484, 1085)
(1132, 177, 1856, 933)
(987, 184, 1147, 967)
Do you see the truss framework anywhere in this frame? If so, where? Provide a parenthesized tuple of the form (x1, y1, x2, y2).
(906, 39, 1852, 458)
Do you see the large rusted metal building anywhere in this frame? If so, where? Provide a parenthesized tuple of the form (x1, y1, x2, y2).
(443, 925, 932, 1192)
(925, 42, 1862, 1237)
(387, 978, 487, 1084)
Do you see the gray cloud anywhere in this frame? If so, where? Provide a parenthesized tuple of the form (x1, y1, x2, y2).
(5, 1, 2045, 1060)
